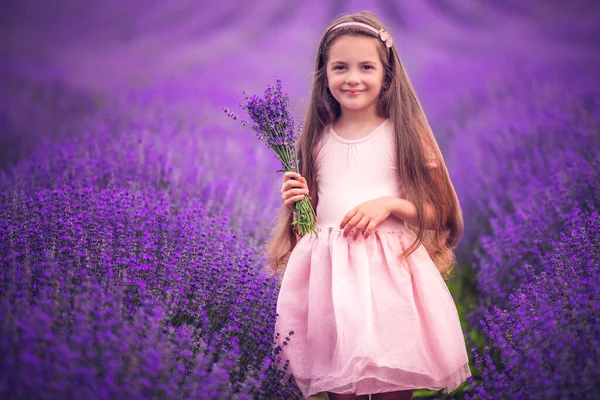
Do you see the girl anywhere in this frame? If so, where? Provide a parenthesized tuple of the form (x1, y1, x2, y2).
(267, 11, 471, 400)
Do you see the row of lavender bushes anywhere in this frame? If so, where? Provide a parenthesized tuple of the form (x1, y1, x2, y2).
(444, 60, 600, 398)
(2, 57, 599, 398)
(0, 75, 301, 399)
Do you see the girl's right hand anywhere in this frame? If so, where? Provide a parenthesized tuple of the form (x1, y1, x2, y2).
(281, 172, 309, 210)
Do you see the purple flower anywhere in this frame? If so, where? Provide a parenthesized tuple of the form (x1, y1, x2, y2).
(224, 78, 317, 237)
(470, 212, 600, 398)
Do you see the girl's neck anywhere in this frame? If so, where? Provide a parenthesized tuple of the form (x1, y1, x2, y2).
(333, 110, 387, 135)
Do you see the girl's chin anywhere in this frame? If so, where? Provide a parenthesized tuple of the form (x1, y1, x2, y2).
(339, 101, 375, 112)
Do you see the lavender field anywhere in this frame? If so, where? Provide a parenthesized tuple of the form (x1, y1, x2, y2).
(1, 1, 599, 399)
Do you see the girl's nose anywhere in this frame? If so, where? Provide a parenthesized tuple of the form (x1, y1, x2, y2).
(345, 75, 360, 85)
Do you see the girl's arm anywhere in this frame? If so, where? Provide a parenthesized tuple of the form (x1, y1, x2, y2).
(384, 197, 437, 230)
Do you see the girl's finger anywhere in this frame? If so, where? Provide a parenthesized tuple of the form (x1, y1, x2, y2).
(287, 188, 309, 198)
(363, 220, 378, 239)
(284, 180, 307, 191)
(283, 188, 308, 202)
(353, 217, 370, 240)
(292, 194, 305, 203)
(343, 213, 362, 238)
(284, 173, 302, 184)
(283, 171, 301, 180)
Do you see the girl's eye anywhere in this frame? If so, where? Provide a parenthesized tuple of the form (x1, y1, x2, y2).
(332, 65, 374, 70)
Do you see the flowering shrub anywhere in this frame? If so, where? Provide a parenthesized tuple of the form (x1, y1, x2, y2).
(446, 62, 600, 267)
(2, 97, 280, 250)
(428, 61, 599, 310)
(0, 178, 300, 398)
(0, 257, 244, 399)
(466, 212, 600, 399)
(426, 60, 600, 397)
(474, 149, 599, 311)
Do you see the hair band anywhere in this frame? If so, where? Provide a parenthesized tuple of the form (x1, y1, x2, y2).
(329, 21, 393, 48)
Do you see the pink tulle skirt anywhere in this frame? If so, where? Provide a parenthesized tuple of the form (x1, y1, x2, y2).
(274, 227, 471, 397)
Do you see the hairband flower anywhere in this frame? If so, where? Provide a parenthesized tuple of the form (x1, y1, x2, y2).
(379, 28, 393, 48)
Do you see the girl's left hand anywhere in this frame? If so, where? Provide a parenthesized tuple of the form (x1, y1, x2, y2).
(339, 197, 392, 240)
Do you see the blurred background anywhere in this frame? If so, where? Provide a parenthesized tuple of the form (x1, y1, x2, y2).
(1, 1, 599, 399)
(2, 0, 598, 137)
(1, 0, 597, 157)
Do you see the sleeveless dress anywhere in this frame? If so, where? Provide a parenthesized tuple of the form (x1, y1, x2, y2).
(274, 119, 471, 397)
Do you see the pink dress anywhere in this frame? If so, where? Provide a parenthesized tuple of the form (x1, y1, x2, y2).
(274, 119, 471, 397)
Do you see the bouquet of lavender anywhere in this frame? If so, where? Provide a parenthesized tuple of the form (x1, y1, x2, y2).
(224, 78, 317, 237)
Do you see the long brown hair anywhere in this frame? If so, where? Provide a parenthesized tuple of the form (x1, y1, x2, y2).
(265, 11, 463, 279)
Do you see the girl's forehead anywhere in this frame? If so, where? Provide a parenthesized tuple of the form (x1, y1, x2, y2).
(327, 35, 381, 62)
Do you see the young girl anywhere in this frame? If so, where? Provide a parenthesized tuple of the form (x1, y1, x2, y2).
(267, 11, 471, 400)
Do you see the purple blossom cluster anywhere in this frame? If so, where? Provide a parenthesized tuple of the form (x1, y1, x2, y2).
(0, 180, 302, 398)
(466, 212, 600, 399)
(0, 74, 303, 398)
(224, 78, 302, 171)
(228, 78, 300, 147)
(3, 94, 280, 248)
(223, 78, 317, 237)
(436, 61, 600, 397)
(475, 149, 599, 311)
(453, 62, 600, 316)
(1, 256, 242, 399)
(446, 61, 600, 270)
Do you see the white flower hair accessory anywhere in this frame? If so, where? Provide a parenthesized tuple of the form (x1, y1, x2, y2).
(378, 28, 393, 48)
(329, 21, 394, 48)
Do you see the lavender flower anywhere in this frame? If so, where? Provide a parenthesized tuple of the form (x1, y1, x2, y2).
(224, 78, 317, 237)
(422, 60, 600, 397)
(467, 212, 600, 399)
(0, 181, 303, 399)
(0, 78, 304, 398)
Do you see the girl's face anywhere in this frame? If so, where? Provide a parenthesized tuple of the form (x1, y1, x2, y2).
(325, 35, 385, 116)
